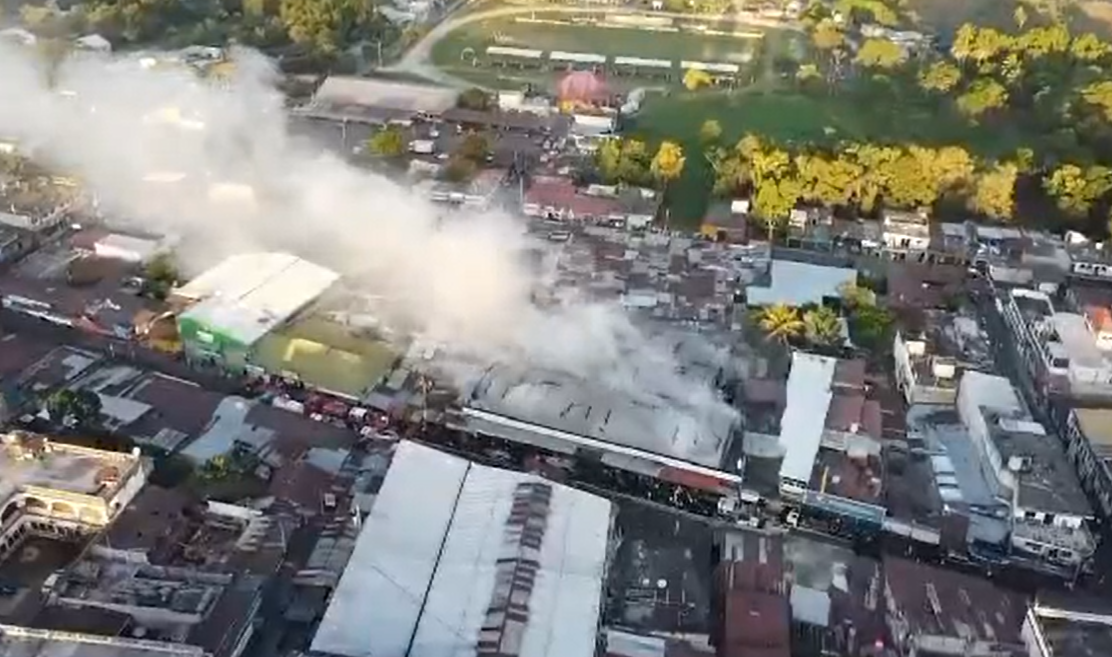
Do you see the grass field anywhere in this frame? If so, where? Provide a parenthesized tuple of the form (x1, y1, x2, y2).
(627, 82, 1028, 228)
(430, 13, 803, 90)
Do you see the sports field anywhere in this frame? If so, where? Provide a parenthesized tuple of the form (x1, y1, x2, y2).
(429, 12, 802, 90)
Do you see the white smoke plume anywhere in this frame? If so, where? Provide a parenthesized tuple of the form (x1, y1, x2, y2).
(0, 44, 738, 461)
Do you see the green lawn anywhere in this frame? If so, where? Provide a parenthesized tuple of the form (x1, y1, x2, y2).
(627, 81, 1027, 228)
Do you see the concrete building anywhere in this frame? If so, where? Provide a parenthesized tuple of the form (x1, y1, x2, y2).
(0, 624, 209, 657)
(777, 353, 889, 527)
(42, 499, 282, 657)
(746, 260, 857, 307)
(893, 310, 993, 406)
(881, 209, 931, 252)
(174, 253, 340, 372)
(778, 352, 837, 497)
(883, 557, 1025, 657)
(1022, 595, 1112, 657)
(0, 432, 146, 562)
(1064, 407, 1112, 521)
(449, 336, 742, 494)
(714, 531, 790, 657)
(310, 441, 614, 657)
(957, 372, 1095, 574)
(1001, 287, 1112, 397)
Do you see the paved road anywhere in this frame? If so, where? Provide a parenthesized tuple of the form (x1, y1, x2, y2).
(0, 309, 246, 396)
(385, 4, 800, 87)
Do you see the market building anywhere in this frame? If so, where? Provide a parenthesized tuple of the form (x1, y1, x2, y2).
(173, 253, 340, 373)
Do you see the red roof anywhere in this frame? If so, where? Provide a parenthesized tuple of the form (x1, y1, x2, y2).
(722, 590, 790, 652)
(1085, 304, 1112, 332)
(524, 177, 622, 219)
(557, 70, 609, 103)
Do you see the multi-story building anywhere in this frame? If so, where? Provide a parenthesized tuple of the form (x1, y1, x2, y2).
(892, 310, 993, 406)
(881, 209, 931, 252)
(1022, 594, 1112, 657)
(884, 557, 1026, 657)
(1064, 407, 1112, 521)
(0, 431, 147, 562)
(42, 498, 283, 657)
(1001, 287, 1112, 397)
(956, 372, 1095, 575)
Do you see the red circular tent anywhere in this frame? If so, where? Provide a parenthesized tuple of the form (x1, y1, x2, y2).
(557, 70, 609, 106)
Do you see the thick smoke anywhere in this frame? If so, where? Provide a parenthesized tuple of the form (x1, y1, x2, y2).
(0, 44, 738, 460)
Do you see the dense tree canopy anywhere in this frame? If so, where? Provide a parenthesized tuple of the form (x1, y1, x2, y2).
(770, 15, 1112, 234)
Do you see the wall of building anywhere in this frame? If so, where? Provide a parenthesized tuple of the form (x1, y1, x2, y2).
(178, 316, 248, 371)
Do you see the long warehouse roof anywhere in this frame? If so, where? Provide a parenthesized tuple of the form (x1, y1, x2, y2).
(311, 441, 613, 657)
(176, 252, 339, 347)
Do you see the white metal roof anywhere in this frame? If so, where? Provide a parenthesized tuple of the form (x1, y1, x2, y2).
(312, 76, 459, 113)
(549, 51, 607, 64)
(1052, 312, 1107, 370)
(680, 60, 740, 73)
(779, 352, 837, 485)
(311, 441, 613, 657)
(613, 56, 671, 69)
(487, 46, 543, 59)
(176, 253, 339, 347)
(747, 260, 857, 307)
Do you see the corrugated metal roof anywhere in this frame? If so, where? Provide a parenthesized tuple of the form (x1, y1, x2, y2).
(311, 441, 613, 657)
(177, 253, 339, 347)
(779, 353, 836, 484)
(311, 442, 469, 657)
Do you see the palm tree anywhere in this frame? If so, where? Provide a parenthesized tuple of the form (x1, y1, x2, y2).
(754, 304, 804, 345)
(804, 306, 843, 346)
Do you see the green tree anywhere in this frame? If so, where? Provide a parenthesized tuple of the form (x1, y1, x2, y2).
(1017, 22, 1070, 59)
(804, 306, 843, 345)
(442, 156, 477, 182)
(848, 304, 894, 351)
(615, 139, 651, 185)
(968, 162, 1018, 219)
(1081, 81, 1112, 121)
(457, 87, 492, 111)
(366, 125, 406, 157)
(45, 389, 103, 429)
(699, 119, 723, 145)
(795, 153, 860, 207)
(918, 61, 962, 93)
(597, 138, 622, 183)
(651, 141, 685, 187)
(683, 68, 713, 91)
(1044, 164, 1112, 216)
(951, 24, 1010, 64)
(811, 21, 845, 52)
(754, 304, 805, 345)
(855, 38, 905, 68)
(753, 177, 802, 232)
(956, 78, 1008, 119)
(142, 253, 179, 301)
(838, 280, 877, 309)
(455, 132, 490, 163)
(1071, 33, 1112, 62)
(278, 0, 380, 54)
